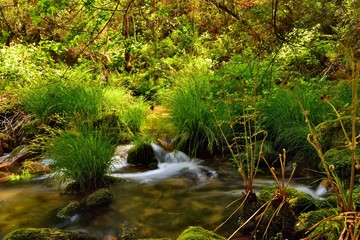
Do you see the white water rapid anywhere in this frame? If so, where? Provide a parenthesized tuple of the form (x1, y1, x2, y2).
(110, 143, 217, 183)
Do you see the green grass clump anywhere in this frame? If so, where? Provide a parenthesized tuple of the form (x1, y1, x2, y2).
(102, 86, 149, 134)
(47, 128, 115, 193)
(20, 81, 102, 121)
(259, 84, 331, 165)
(163, 69, 222, 157)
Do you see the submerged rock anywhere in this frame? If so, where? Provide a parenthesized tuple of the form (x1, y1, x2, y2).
(177, 226, 226, 240)
(117, 221, 138, 239)
(3, 228, 97, 240)
(85, 188, 114, 208)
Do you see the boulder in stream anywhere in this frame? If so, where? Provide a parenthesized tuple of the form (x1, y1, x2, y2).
(3, 228, 97, 240)
(127, 143, 158, 169)
(295, 208, 339, 238)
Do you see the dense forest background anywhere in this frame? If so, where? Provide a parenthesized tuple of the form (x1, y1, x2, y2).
(1, 0, 359, 163)
(0, 1, 360, 239)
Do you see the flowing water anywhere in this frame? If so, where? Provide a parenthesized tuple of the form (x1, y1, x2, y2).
(0, 144, 326, 239)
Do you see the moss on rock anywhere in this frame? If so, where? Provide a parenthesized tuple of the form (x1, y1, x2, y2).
(3, 228, 97, 240)
(127, 142, 157, 168)
(85, 188, 113, 208)
(177, 226, 226, 240)
(254, 186, 321, 239)
(296, 208, 340, 239)
(258, 186, 318, 216)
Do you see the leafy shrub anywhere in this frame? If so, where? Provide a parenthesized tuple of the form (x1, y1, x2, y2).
(47, 128, 115, 192)
(0, 43, 56, 91)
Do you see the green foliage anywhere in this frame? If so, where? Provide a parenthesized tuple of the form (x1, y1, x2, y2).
(7, 169, 33, 181)
(92, 113, 133, 145)
(46, 128, 115, 192)
(0, 43, 56, 91)
(277, 25, 337, 77)
(101, 86, 149, 133)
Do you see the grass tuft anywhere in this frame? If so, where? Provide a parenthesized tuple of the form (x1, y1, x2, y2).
(46, 128, 115, 193)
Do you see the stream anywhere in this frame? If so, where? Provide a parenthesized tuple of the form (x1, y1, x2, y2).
(0, 144, 326, 239)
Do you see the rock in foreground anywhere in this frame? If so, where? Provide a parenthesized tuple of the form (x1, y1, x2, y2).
(3, 228, 97, 240)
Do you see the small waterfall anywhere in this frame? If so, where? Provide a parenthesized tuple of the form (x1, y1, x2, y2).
(313, 182, 329, 198)
(291, 182, 329, 199)
(110, 143, 217, 183)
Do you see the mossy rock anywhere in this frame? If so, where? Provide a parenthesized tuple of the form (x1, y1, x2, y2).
(127, 143, 157, 169)
(85, 188, 113, 208)
(3, 228, 97, 240)
(295, 208, 340, 239)
(258, 186, 318, 215)
(321, 148, 360, 179)
(177, 226, 226, 240)
(316, 117, 360, 150)
(22, 160, 51, 175)
(284, 187, 318, 215)
(63, 176, 118, 195)
(254, 186, 320, 239)
(254, 199, 296, 239)
(57, 201, 82, 219)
